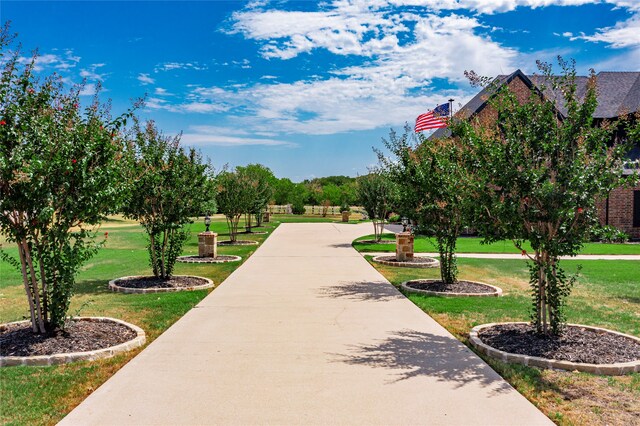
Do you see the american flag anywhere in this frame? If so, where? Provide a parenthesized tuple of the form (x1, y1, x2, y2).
(415, 103, 450, 132)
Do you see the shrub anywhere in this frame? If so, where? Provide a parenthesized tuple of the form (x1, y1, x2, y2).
(122, 120, 215, 279)
(291, 201, 306, 215)
(590, 225, 629, 243)
(357, 171, 394, 242)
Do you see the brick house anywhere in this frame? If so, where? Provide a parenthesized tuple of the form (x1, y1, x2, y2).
(432, 70, 640, 239)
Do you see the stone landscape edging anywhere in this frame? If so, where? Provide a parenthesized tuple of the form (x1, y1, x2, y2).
(401, 279, 503, 297)
(0, 317, 146, 367)
(177, 255, 242, 264)
(372, 255, 440, 269)
(109, 275, 214, 294)
(469, 322, 640, 375)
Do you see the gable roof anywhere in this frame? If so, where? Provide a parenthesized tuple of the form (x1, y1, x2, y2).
(430, 70, 640, 139)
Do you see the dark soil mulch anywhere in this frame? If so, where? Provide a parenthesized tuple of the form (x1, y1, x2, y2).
(114, 275, 209, 289)
(357, 239, 395, 244)
(177, 255, 240, 263)
(0, 320, 137, 357)
(218, 240, 258, 246)
(407, 279, 495, 293)
(376, 255, 437, 265)
(478, 323, 640, 364)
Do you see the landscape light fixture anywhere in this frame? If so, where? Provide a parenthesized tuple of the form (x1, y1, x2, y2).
(401, 217, 409, 232)
(204, 214, 211, 232)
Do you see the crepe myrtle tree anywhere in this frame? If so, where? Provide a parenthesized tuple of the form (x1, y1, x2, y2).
(377, 125, 473, 285)
(451, 58, 639, 335)
(122, 120, 215, 279)
(236, 164, 275, 230)
(216, 169, 255, 242)
(356, 170, 395, 242)
(0, 26, 135, 333)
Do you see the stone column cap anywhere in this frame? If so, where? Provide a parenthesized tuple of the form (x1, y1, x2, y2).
(198, 231, 218, 236)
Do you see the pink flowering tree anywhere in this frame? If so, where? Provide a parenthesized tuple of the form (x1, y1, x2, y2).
(451, 58, 639, 335)
(0, 26, 135, 333)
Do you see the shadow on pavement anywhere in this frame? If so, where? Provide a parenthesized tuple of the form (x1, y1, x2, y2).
(317, 281, 404, 302)
(331, 329, 513, 394)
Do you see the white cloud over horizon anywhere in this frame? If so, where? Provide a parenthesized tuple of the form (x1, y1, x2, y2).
(181, 125, 297, 147)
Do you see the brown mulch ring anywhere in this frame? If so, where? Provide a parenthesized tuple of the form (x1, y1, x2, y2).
(238, 230, 268, 235)
(405, 279, 496, 294)
(113, 275, 209, 289)
(357, 239, 395, 244)
(478, 323, 640, 364)
(218, 240, 258, 246)
(0, 319, 137, 357)
(372, 255, 439, 268)
(177, 255, 241, 263)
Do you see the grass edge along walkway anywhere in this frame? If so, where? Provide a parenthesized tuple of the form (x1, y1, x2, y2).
(353, 233, 640, 256)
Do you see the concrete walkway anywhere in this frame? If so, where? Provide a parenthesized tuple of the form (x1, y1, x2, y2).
(60, 223, 551, 425)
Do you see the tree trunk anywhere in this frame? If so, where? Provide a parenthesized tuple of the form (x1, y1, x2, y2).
(438, 235, 458, 285)
(372, 219, 380, 242)
(17, 241, 40, 333)
(149, 233, 160, 277)
(160, 229, 168, 279)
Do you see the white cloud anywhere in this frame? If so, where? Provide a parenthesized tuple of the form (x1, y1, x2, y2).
(388, 0, 640, 14)
(79, 83, 97, 96)
(137, 73, 155, 85)
(220, 4, 514, 134)
(154, 62, 208, 72)
(155, 0, 638, 137)
(18, 50, 82, 72)
(80, 63, 107, 81)
(577, 14, 640, 48)
(181, 126, 296, 147)
(154, 87, 170, 96)
(145, 94, 230, 114)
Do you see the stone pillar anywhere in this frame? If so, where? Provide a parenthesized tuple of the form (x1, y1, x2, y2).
(263, 212, 271, 223)
(395, 232, 414, 262)
(341, 211, 350, 222)
(198, 232, 218, 258)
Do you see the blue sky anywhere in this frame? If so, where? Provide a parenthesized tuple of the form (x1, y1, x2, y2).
(2, 0, 639, 181)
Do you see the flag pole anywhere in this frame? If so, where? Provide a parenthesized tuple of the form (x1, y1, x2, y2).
(448, 98, 454, 119)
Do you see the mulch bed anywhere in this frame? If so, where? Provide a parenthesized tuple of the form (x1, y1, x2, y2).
(113, 275, 209, 289)
(406, 279, 495, 293)
(478, 323, 640, 364)
(375, 255, 437, 265)
(0, 320, 136, 357)
(357, 239, 395, 245)
(177, 255, 240, 263)
(218, 240, 258, 246)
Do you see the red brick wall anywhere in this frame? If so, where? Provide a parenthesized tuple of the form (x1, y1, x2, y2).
(597, 184, 640, 239)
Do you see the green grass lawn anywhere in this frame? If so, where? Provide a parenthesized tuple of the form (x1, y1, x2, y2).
(365, 255, 640, 425)
(354, 233, 640, 255)
(0, 216, 273, 426)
